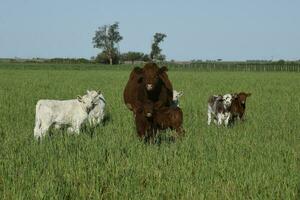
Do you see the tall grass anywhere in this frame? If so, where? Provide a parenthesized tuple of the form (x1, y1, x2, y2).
(0, 65, 299, 199)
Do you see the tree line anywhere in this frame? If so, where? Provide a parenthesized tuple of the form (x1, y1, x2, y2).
(92, 22, 166, 65)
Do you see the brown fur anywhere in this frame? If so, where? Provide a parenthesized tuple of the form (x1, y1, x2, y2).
(153, 106, 184, 136)
(134, 101, 155, 139)
(135, 102, 184, 140)
(230, 92, 251, 123)
(123, 62, 173, 113)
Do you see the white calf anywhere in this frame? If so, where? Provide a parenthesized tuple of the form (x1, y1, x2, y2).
(34, 90, 100, 139)
(88, 92, 106, 127)
(207, 94, 232, 127)
(172, 90, 183, 107)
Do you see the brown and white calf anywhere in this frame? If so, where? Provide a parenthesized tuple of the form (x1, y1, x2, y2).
(229, 92, 251, 123)
(207, 94, 232, 126)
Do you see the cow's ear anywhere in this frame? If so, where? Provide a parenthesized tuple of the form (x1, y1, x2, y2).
(133, 67, 143, 74)
(77, 95, 83, 102)
(158, 67, 173, 92)
(178, 91, 183, 97)
(159, 66, 168, 74)
(246, 93, 251, 97)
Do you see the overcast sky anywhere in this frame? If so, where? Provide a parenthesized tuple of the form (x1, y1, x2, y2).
(0, 0, 299, 61)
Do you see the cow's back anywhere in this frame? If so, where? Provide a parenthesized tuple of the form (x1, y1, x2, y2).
(123, 69, 142, 111)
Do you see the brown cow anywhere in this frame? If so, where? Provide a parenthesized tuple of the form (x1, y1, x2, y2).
(229, 92, 251, 124)
(123, 62, 173, 113)
(123, 67, 146, 112)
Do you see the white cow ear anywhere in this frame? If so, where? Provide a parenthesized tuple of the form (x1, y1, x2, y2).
(77, 95, 83, 102)
(86, 90, 90, 94)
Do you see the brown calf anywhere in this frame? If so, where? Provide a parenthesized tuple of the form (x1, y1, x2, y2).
(153, 106, 184, 137)
(134, 101, 155, 139)
(229, 92, 251, 123)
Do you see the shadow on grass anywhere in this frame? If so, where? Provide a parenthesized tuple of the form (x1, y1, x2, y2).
(142, 131, 184, 145)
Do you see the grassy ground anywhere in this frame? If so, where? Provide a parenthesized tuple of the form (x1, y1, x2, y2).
(0, 65, 299, 199)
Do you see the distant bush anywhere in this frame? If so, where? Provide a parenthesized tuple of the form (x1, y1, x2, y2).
(47, 58, 91, 64)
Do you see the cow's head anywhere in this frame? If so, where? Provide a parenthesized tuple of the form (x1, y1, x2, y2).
(134, 63, 172, 92)
(222, 94, 233, 108)
(237, 92, 251, 107)
(143, 63, 165, 91)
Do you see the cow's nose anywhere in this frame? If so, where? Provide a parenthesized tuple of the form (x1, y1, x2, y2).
(146, 84, 153, 90)
(146, 113, 152, 117)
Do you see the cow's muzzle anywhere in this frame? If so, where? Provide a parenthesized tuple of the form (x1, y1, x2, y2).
(146, 84, 153, 91)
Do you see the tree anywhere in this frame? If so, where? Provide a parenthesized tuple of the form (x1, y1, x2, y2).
(95, 50, 120, 64)
(92, 22, 123, 65)
(156, 54, 166, 62)
(150, 33, 167, 60)
(122, 52, 144, 64)
(142, 54, 151, 62)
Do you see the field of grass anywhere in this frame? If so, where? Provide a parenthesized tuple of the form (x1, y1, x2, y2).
(0, 64, 299, 199)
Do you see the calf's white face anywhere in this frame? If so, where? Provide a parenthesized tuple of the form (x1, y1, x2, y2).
(173, 90, 183, 101)
(77, 90, 101, 111)
(222, 94, 232, 108)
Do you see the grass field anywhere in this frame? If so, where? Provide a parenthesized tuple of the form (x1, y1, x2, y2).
(0, 64, 299, 199)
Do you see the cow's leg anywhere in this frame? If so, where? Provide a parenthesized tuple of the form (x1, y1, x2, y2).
(175, 126, 185, 138)
(224, 113, 231, 127)
(207, 106, 212, 125)
(73, 122, 81, 135)
(34, 121, 42, 139)
(217, 113, 223, 126)
(34, 119, 50, 140)
(239, 113, 245, 121)
(67, 127, 74, 133)
(54, 124, 61, 129)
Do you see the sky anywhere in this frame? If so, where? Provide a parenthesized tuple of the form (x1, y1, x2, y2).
(0, 0, 299, 61)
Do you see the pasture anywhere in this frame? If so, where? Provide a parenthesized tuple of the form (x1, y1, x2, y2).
(0, 63, 299, 199)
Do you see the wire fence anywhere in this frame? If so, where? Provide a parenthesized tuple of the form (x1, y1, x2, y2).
(166, 63, 300, 72)
(1, 61, 299, 72)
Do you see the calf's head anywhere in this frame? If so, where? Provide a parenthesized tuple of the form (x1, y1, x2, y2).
(222, 94, 233, 108)
(173, 90, 183, 101)
(237, 92, 251, 108)
(77, 90, 102, 113)
(136, 101, 154, 118)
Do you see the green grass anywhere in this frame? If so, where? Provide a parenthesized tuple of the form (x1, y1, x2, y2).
(0, 65, 299, 199)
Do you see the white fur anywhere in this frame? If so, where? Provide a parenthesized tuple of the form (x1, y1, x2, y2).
(172, 90, 183, 107)
(33, 90, 100, 139)
(207, 94, 232, 127)
(222, 94, 232, 109)
(88, 93, 106, 127)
